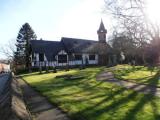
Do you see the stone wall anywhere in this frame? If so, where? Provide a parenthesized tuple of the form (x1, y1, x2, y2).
(10, 77, 32, 120)
(0, 73, 31, 120)
(0, 73, 12, 120)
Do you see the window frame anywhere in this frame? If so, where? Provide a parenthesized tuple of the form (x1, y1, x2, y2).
(75, 54, 82, 60)
(58, 55, 67, 63)
(89, 54, 96, 60)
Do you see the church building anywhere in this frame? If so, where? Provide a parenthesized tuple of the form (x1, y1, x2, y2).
(30, 20, 110, 68)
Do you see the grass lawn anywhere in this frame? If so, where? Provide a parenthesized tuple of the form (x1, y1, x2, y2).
(108, 65, 160, 87)
(22, 67, 160, 120)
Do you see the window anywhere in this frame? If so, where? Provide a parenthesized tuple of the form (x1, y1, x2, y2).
(75, 55, 82, 60)
(58, 55, 67, 63)
(89, 55, 95, 60)
(39, 53, 44, 61)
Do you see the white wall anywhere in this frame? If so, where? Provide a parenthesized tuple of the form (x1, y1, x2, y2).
(82, 54, 98, 65)
(68, 60, 82, 66)
(31, 52, 98, 67)
(31, 53, 48, 67)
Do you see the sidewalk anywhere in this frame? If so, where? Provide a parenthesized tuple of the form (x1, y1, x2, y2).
(18, 78, 70, 120)
(97, 71, 160, 97)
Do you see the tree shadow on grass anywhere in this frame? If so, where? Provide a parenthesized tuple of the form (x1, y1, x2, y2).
(29, 68, 104, 92)
(82, 69, 159, 120)
(73, 70, 160, 120)
(144, 69, 160, 87)
(122, 92, 160, 120)
(123, 94, 152, 120)
(144, 70, 160, 119)
(23, 68, 160, 120)
(127, 76, 153, 81)
(114, 66, 144, 77)
(68, 87, 128, 120)
(83, 91, 138, 119)
(115, 66, 160, 87)
(122, 70, 160, 120)
(18, 71, 49, 77)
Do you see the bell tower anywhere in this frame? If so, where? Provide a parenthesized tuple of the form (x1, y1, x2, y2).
(97, 19, 107, 43)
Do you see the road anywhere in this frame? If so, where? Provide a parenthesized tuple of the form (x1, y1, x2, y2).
(0, 73, 10, 94)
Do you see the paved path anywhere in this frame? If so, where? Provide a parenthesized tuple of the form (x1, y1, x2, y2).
(18, 78, 70, 120)
(0, 73, 10, 94)
(97, 71, 160, 97)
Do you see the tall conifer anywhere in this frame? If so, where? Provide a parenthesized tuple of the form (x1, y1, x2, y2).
(15, 23, 37, 70)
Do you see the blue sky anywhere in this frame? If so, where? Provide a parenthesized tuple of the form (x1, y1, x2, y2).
(0, 0, 159, 59)
(0, 0, 113, 59)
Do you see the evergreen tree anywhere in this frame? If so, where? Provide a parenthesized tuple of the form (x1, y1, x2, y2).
(15, 23, 37, 70)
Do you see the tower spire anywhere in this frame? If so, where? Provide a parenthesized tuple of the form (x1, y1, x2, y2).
(97, 19, 107, 43)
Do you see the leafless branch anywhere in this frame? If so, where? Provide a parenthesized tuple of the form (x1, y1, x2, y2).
(0, 39, 16, 60)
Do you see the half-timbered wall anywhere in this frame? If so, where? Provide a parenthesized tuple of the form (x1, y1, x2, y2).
(31, 51, 99, 67)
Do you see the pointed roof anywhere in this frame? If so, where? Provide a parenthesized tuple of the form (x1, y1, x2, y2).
(97, 19, 107, 33)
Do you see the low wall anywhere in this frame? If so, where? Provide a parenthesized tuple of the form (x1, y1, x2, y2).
(11, 77, 32, 120)
(0, 73, 12, 120)
(0, 74, 31, 120)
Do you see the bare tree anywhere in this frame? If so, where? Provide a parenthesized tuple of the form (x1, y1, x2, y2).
(104, 0, 160, 65)
(0, 39, 16, 60)
(0, 39, 16, 72)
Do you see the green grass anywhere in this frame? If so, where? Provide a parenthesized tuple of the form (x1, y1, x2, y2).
(22, 67, 160, 120)
(108, 65, 160, 87)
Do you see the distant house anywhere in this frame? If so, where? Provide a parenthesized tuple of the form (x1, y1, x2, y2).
(0, 63, 10, 73)
(30, 20, 111, 68)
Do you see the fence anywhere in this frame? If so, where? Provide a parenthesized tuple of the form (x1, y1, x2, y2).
(0, 73, 12, 120)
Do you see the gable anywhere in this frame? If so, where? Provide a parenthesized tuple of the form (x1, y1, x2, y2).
(57, 50, 67, 55)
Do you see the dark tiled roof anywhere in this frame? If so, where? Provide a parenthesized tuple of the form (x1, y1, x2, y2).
(61, 37, 98, 54)
(30, 37, 111, 61)
(30, 40, 64, 61)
